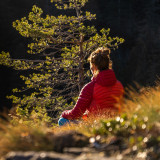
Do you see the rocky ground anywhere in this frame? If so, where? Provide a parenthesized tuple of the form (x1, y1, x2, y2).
(1, 131, 154, 160)
(2, 150, 118, 160)
(1, 147, 149, 160)
(1, 121, 160, 160)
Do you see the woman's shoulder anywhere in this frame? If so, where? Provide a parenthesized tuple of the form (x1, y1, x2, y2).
(115, 80, 124, 89)
(82, 80, 96, 91)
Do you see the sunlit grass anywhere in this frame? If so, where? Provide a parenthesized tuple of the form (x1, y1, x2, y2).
(0, 113, 116, 157)
(0, 118, 54, 157)
(0, 83, 160, 157)
(123, 83, 160, 125)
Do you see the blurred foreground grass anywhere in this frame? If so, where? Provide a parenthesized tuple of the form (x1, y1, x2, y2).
(0, 83, 160, 158)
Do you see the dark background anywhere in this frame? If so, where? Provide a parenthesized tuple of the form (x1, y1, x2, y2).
(1, 0, 160, 109)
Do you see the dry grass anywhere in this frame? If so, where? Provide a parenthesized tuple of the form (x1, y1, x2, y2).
(0, 83, 160, 157)
(53, 116, 105, 136)
(123, 83, 160, 124)
(0, 118, 54, 157)
(0, 114, 114, 157)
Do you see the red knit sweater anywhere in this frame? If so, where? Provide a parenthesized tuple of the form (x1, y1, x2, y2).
(61, 69, 124, 120)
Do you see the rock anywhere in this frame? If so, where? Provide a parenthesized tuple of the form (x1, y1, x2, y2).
(3, 151, 76, 160)
(52, 131, 89, 152)
(64, 147, 95, 155)
(75, 152, 117, 160)
(150, 122, 160, 137)
(90, 137, 127, 155)
(2, 151, 118, 160)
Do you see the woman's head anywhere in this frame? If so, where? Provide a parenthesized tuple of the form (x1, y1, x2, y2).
(88, 47, 112, 76)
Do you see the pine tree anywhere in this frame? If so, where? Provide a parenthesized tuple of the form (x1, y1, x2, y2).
(0, 0, 124, 117)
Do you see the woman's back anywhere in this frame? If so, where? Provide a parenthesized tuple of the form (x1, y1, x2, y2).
(88, 69, 124, 115)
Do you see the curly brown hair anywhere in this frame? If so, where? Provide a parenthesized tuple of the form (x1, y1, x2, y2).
(88, 47, 112, 71)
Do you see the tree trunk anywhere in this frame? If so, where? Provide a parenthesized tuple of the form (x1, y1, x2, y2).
(78, 35, 84, 91)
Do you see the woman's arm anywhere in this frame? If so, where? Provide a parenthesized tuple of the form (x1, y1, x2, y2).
(61, 81, 95, 120)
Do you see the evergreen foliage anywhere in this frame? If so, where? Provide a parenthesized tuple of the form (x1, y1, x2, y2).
(0, 0, 124, 116)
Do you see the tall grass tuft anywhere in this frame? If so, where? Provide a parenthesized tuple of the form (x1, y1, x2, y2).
(0, 112, 54, 157)
(124, 83, 160, 125)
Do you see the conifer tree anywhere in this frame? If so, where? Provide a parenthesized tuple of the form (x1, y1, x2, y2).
(0, 0, 124, 116)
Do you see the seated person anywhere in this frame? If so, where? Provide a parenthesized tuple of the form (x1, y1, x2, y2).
(58, 47, 124, 126)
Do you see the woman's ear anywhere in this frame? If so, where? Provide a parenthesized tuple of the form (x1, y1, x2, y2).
(90, 63, 98, 77)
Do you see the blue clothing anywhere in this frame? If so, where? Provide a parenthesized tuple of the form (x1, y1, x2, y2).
(58, 117, 70, 126)
(58, 117, 80, 126)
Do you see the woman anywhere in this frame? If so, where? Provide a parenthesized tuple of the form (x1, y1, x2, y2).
(58, 47, 124, 126)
